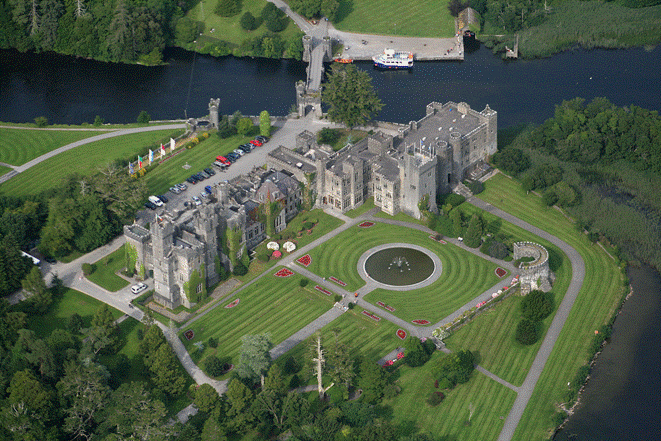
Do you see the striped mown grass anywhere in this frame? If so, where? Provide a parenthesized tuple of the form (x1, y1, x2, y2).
(0, 166, 11, 177)
(0, 129, 183, 197)
(87, 244, 130, 292)
(383, 351, 517, 440)
(181, 271, 334, 374)
(0, 128, 108, 166)
(478, 173, 625, 439)
(333, 0, 456, 38)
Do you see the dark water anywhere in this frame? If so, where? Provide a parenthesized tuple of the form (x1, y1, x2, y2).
(554, 266, 661, 441)
(364, 247, 435, 286)
(1, 45, 660, 127)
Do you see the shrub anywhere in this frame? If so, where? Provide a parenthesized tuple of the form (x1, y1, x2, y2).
(302, 221, 314, 230)
(299, 278, 309, 287)
(444, 193, 466, 207)
(215, 0, 240, 17)
(34, 116, 48, 127)
(82, 263, 95, 276)
(240, 11, 259, 31)
(333, 294, 343, 303)
(515, 319, 541, 345)
(465, 180, 484, 194)
(289, 374, 300, 389)
(208, 337, 218, 348)
(521, 290, 554, 321)
(232, 263, 248, 276)
(383, 384, 399, 399)
(543, 189, 559, 206)
(489, 240, 510, 259)
(347, 302, 355, 310)
(317, 127, 340, 144)
(205, 355, 224, 377)
(427, 391, 444, 406)
(257, 253, 269, 262)
(437, 377, 453, 390)
(283, 356, 301, 374)
(136, 110, 151, 124)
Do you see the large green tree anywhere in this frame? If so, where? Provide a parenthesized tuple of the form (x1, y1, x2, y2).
(236, 333, 273, 387)
(322, 64, 383, 129)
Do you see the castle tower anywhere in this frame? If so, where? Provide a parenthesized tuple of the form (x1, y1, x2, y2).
(302, 35, 312, 63)
(209, 98, 220, 129)
(151, 219, 179, 309)
(322, 36, 332, 61)
(481, 104, 498, 155)
(193, 205, 220, 285)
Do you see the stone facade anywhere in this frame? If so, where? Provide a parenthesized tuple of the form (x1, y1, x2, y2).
(513, 242, 554, 294)
(124, 168, 301, 309)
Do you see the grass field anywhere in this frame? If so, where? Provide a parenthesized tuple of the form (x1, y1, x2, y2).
(333, 0, 456, 38)
(344, 196, 375, 218)
(478, 173, 625, 439)
(186, 0, 300, 48)
(0, 128, 109, 166)
(0, 129, 183, 197)
(302, 221, 503, 323)
(25, 288, 123, 338)
(87, 244, 130, 292)
(181, 270, 335, 375)
(383, 352, 517, 440)
(0, 166, 11, 176)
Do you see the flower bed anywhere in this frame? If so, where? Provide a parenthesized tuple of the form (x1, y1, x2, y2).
(358, 221, 374, 228)
(412, 319, 431, 325)
(274, 268, 294, 277)
(495, 267, 507, 278)
(329, 276, 347, 286)
(428, 235, 447, 244)
(225, 299, 240, 308)
(397, 329, 407, 340)
(297, 254, 312, 267)
(315, 285, 332, 296)
(397, 351, 405, 359)
(184, 330, 194, 340)
(361, 310, 381, 322)
(377, 301, 396, 312)
(475, 300, 488, 308)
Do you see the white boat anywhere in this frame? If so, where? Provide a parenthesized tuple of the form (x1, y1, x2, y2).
(373, 48, 414, 69)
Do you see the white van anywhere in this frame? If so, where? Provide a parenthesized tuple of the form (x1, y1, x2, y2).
(148, 195, 164, 207)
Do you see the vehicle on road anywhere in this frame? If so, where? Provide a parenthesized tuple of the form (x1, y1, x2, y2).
(131, 282, 147, 294)
(169, 186, 180, 194)
(200, 191, 209, 199)
(250, 139, 263, 147)
(157, 194, 168, 203)
(148, 195, 164, 207)
(144, 201, 157, 210)
(192, 196, 201, 206)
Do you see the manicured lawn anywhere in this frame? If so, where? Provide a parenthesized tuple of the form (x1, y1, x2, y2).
(87, 244, 130, 292)
(333, 0, 456, 38)
(143, 132, 254, 195)
(25, 288, 123, 338)
(444, 203, 571, 387)
(0, 129, 183, 196)
(478, 173, 625, 439)
(186, 0, 301, 48)
(0, 128, 108, 166)
(303, 221, 503, 323)
(383, 352, 517, 440)
(345, 196, 375, 218)
(181, 270, 334, 375)
(373, 209, 427, 226)
(0, 166, 11, 176)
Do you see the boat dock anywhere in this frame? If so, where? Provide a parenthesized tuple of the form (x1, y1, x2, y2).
(330, 32, 464, 62)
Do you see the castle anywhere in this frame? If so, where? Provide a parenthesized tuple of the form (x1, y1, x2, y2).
(268, 101, 497, 219)
(126, 101, 496, 309)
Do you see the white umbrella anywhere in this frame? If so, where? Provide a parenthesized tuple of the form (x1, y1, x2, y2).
(282, 241, 296, 253)
(267, 241, 279, 251)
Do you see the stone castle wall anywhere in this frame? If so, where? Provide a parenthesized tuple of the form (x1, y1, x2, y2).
(513, 241, 553, 294)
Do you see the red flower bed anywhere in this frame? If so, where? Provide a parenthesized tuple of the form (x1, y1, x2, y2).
(397, 352, 405, 359)
(383, 360, 394, 367)
(397, 329, 407, 340)
(184, 330, 194, 340)
(297, 254, 312, 267)
(225, 299, 240, 308)
(377, 301, 396, 312)
(274, 268, 294, 277)
(476, 300, 488, 308)
(315, 285, 332, 296)
(362, 310, 381, 321)
(359, 221, 374, 228)
(412, 319, 431, 325)
(329, 276, 347, 286)
(495, 267, 507, 278)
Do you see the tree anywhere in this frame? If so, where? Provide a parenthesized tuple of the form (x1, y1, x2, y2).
(358, 359, 389, 403)
(259, 110, 271, 136)
(22, 266, 51, 314)
(204, 355, 224, 377)
(215, 0, 240, 17)
(327, 331, 354, 396)
(403, 337, 432, 367)
(449, 207, 464, 237)
(515, 318, 541, 345)
(322, 64, 383, 129)
(263, 363, 287, 396)
(175, 17, 199, 44)
(93, 161, 148, 222)
(236, 117, 253, 135)
(136, 110, 151, 124)
(240, 11, 258, 31)
(138, 324, 167, 368)
(0, 236, 33, 296)
(521, 290, 554, 321)
(432, 349, 475, 388)
(464, 213, 483, 248)
(6, 369, 53, 414)
(94, 115, 104, 126)
(447, 0, 467, 17)
(68, 313, 84, 334)
(149, 343, 186, 396)
(194, 384, 220, 414)
(224, 378, 254, 433)
(236, 333, 273, 387)
(34, 116, 48, 127)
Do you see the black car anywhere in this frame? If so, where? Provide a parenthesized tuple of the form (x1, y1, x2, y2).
(144, 201, 157, 210)
(198, 171, 210, 179)
(255, 135, 269, 143)
(188, 176, 197, 184)
(204, 167, 216, 176)
(239, 144, 252, 153)
(157, 194, 168, 203)
(226, 153, 238, 162)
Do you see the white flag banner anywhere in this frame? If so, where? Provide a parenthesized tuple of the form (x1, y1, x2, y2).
(170, 138, 176, 152)
(149, 149, 154, 164)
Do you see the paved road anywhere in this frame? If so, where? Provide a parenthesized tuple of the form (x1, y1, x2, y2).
(468, 198, 586, 441)
(0, 123, 186, 184)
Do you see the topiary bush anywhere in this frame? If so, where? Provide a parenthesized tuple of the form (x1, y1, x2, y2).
(521, 290, 554, 321)
(299, 278, 309, 287)
(232, 263, 248, 276)
(257, 253, 270, 262)
(205, 355, 224, 377)
(208, 337, 218, 348)
(333, 294, 343, 303)
(515, 319, 541, 345)
(82, 263, 95, 276)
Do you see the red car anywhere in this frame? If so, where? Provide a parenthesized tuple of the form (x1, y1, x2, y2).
(249, 139, 263, 147)
(216, 155, 231, 166)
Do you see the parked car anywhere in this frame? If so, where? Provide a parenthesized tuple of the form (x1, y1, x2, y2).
(200, 191, 209, 199)
(131, 282, 147, 294)
(233, 149, 245, 157)
(250, 139, 263, 147)
(216, 155, 231, 166)
(176, 183, 188, 191)
(194, 173, 205, 181)
(186, 176, 196, 184)
(169, 186, 180, 194)
(204, 185, 213, 194)
(213, 160, 227, 169)
(144, 201, 157, 210)
(226, 153, 238, 162)
(192, 196, 201, 206)
(204, 167, 216, 176)
(157, 194, 168, 203)
(255, 135, 269, 143)
(148, 195, 164, 207)
(198, 171, 210, 179)
(238, 144, 252, 153)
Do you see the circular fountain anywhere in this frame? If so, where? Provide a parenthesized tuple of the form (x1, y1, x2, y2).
(359, 244, 442, 290)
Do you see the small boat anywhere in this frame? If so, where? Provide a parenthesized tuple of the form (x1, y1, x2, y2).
(372, 48, 413, 69)
(333, 58, 353, 64)
(463, 30, 476, 39)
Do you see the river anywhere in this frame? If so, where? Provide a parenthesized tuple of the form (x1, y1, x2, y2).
(1, 43, 660, 439)
(1, 44, 661, 127)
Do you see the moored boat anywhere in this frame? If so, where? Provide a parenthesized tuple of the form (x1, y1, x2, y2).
(372, 48, 413, 69)
(333, 58, 353, 63)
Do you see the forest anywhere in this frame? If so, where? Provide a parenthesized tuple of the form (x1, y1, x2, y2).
(493, 97, 661, 272)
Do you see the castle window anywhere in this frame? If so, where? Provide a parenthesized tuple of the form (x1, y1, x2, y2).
(196, 283, 203, 293)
